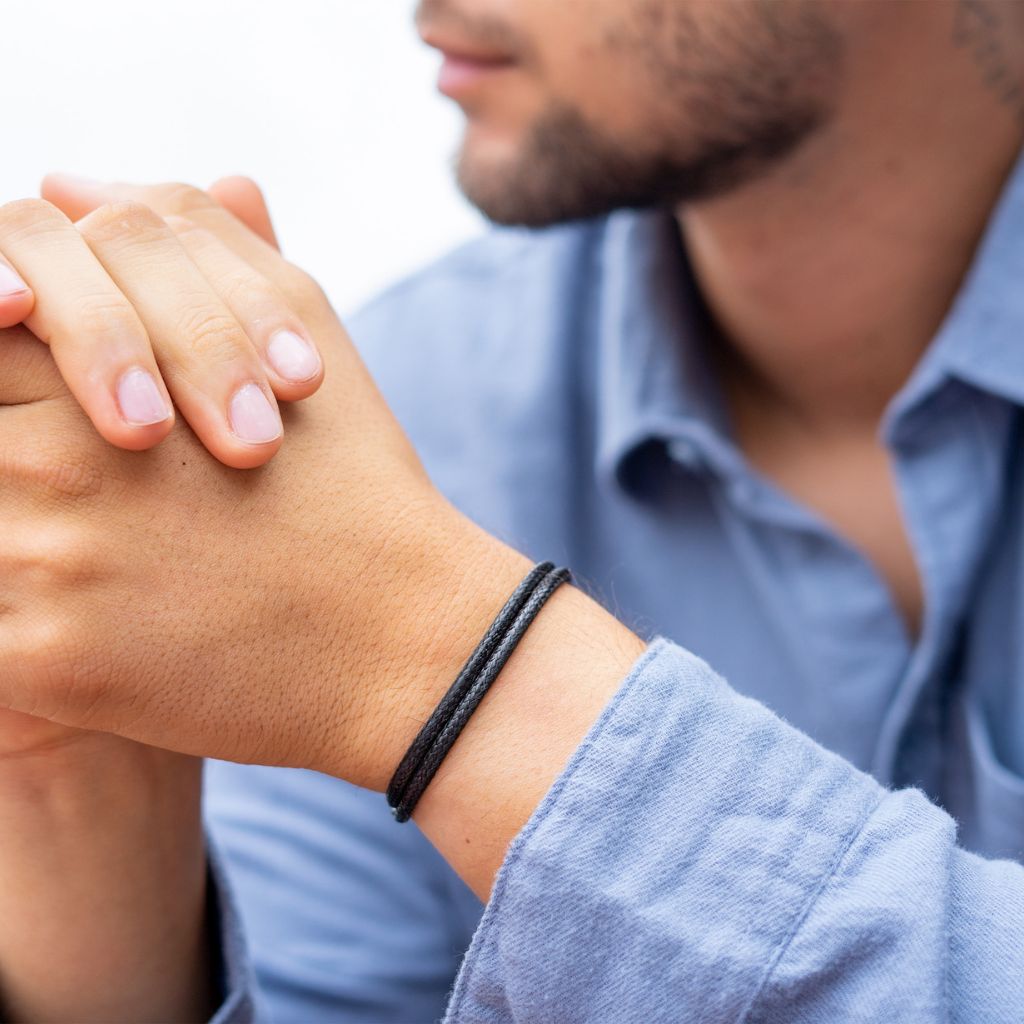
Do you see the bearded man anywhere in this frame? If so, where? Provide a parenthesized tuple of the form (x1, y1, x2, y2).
(0, 1, 1021, 1021)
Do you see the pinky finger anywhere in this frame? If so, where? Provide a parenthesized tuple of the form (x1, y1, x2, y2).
(0, 257, 34, 328)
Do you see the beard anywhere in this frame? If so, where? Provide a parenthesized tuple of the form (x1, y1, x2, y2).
(454, 1, 842, 227)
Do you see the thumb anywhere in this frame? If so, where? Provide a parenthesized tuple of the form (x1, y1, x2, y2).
(207, 175, 281, 251)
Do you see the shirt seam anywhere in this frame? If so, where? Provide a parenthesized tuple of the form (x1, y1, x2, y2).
(738, 787, 887, 1024)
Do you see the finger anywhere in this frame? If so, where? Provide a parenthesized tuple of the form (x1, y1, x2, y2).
(0, 255, 35, 328)
(164, 216, 322, 400)
(207, 175, 281, 250)
(75, 201, 284, 469)
(42, 176, 327, 343)
(42, 175, 288, 286)
(0, 198, 175, 450)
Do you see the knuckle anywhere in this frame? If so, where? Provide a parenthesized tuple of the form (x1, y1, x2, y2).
(7, 524, 96, 589)
(78, 200, 166, 245)
(155, 182, 214, 217)
(42, 456, 107, 501)
(0, 197, 66, 239)
(179, 307, 248, 361)
(219, 267, 274, 311)
(167, 218, 221, 255)
(75, 292, 144, 341)
(280, 263, 327, 311)
(162, 213, 202, 236)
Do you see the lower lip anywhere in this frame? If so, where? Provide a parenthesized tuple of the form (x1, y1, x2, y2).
(437, 54, 514, 97)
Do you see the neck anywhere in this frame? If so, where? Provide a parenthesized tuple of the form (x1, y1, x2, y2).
(679, 0, 1024, 436)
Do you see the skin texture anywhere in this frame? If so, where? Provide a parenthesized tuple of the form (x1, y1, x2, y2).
(0, 189, 454, 777)
(0, 2, 1023, 1020)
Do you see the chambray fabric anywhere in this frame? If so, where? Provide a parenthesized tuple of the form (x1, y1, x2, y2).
(205, 145, 1024, 1023)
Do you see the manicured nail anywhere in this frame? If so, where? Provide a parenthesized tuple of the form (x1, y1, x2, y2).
(267, 329, 320, 382)
(0, 262, 29, 297)
(117, 368, 172, 426)
(229, 383, 282, 443)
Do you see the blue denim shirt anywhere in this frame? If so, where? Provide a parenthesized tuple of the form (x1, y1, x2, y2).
(205, 149, 1024, 1022)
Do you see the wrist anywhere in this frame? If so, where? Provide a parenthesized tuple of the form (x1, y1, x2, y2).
(306, 495, 647, 898)
(0, 730, 201, 809)
(414, 579, 646, 896)
(313, 500, 534, 789)
(0, 739, 213, 1023)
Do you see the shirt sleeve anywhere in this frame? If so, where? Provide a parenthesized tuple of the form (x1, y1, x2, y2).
(444, 639, 1024, 1024)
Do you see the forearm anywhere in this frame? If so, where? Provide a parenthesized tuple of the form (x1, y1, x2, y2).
(0, 735, 215, 1023)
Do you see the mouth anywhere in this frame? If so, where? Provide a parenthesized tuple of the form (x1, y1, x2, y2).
(437, 52, 515, 97)
(418, 27, 517, 98)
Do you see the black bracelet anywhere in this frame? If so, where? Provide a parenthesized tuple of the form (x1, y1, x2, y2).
(386, 561, 553, 808)
(387, 562, 571, 823)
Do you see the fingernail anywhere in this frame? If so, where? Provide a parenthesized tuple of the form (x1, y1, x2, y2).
(229, 383, 282, 444)
(0, 262, 29, 297)
(267, 329, 320, 382)
(117, 368, 172, 426)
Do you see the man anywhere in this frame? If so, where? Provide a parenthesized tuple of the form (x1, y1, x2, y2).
(0, 0, 1022, 1020)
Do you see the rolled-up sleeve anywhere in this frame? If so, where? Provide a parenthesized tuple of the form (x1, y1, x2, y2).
(445, 640, 1024, 1023)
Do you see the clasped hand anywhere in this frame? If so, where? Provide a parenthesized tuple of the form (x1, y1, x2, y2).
(0, 175, 509, 788)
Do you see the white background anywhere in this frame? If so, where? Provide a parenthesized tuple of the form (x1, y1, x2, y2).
(0, 0, 483, 314)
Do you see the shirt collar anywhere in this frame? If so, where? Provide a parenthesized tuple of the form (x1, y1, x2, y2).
(596, 146, 1024, 492)
(594, 208, 735, 492)
(893, 143, 1024, 417)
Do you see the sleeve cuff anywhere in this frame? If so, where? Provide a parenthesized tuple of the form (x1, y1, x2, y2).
(445, 638, 886, 1023)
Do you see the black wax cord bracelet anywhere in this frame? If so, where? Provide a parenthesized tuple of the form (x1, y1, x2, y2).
(388, 564, 571, 823)
(386, 561, 555, 813)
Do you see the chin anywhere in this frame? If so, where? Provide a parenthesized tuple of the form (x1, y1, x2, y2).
(455, 126, 522, 200)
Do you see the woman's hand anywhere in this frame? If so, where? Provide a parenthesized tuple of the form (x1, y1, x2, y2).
(0, 175, 323, 469)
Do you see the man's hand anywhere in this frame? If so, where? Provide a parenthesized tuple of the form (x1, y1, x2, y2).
(0, 179, 300, 1023)
(0, 178, 531, 789)
(0, 327, 211, 1017)
(0, 177, 294, 763)
(0, 175, 324, 469)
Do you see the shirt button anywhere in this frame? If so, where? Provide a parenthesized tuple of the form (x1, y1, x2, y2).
(729, 478, 758, 505)
(667, 438, 702, 469)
